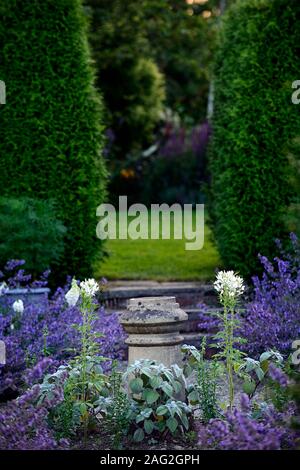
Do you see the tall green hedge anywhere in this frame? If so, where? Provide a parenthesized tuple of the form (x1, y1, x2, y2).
(209, 0, 300, 277)
(0, 0, 106, 279)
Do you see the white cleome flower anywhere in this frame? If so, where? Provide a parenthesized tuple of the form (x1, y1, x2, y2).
(0, 282, 8, 296)
(65, 279, 80, 307)
(214, 270, 245, 299)
(80, 278, 99, 297)
(12, 299, 24, 315)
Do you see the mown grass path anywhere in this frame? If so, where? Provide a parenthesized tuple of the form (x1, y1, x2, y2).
(94, 212, 221, 281)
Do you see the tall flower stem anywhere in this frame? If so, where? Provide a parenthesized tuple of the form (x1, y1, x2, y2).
(213, 271, 245, 411)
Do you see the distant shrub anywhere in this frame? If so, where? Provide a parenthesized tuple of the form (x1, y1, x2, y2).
(209, 0, 300, 277)
(0, 198, 66, 276)
(87, 0, 165, 159)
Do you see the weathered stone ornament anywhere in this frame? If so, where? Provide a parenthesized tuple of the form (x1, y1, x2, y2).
(120, 296, 188, 367)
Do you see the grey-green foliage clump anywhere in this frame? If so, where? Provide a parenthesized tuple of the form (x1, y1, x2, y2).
(209, 0, 300, 278)
(124, 360, 191, 442)
(0, 0, 107, 280)
(0, 198, 66, 277)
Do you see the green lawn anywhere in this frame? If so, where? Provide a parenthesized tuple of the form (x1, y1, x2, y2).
(94, 212, 221, 281)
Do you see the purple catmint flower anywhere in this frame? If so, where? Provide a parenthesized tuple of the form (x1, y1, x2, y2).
(240, 235, 300, 358)
(0, 384, 68, 450)
(197, 396, 297, 450)
(0, 263, 126, 395)
(269, 363, 289, 388)
(4, 259, 26, 271)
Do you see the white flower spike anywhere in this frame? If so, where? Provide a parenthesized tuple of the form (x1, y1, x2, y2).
(65, 278, 80, 307)
(0, 282, 8, 296)
(214, 270, 244, 299)
(80, 278, 99, 298)
(12, 299, 24, 315)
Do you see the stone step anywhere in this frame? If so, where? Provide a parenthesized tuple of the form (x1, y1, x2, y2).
(101, 281, 218, 309)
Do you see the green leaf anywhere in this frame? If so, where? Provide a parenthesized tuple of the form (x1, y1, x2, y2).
(181, 414, 189, 431)
(79, 402, 87, 414)
(260, 360, 269, 373)
(150, 376, 162, 389)
(260, 351, 272, 362)
(129, 377, 143, 394)
(255, 367, 265, 381)
(173, 380, 182, 394)
(188, 390, 199, 404)
(172, 364, 184, 379)
(166, 417, 178, 434)
(133, 428, 145, 442)
(243, 380, 256, 395)
(144, 389, 159, 404)
(144, 419, 154, 435)
(156, 421, 166, 432)
(161, 382, 173, 397)
(156, 405, 168, 416)
(136, 408, 153, 423)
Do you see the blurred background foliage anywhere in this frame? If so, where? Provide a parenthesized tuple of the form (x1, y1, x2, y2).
(1, 0, 298, 282)
(84, 0, 222, 206)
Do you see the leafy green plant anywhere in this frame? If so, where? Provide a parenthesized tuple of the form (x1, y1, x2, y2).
(238, 350, 292, 413)
(123, 360, 190, 442)
(38, 359, 110, 439)
(209, 0, 300, 278)
(95, 361, 131, 449)
(66, 280, 107, 442)
(182, 338, 220, 423)
(213, 271, 246, 410)
(0, 197, 66, 277)
(0, 0, 107, 280)
(238, 350, 284, 399)
(38, 365, 80, 439)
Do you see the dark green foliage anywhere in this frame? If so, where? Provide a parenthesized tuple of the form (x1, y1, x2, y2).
(0, 0, 106, 280)
(86, 0, 165, 159)
(141, 0, 217, 124)
(286, 136, 300, 236)
(86, 0, 217, 152)
(0, 198, 66, 276)
(102, 362, 131, 449)
(209, 0, 300, 277)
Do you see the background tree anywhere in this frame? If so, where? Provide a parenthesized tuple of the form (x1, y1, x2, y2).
(0, 0, 107, 280)
(209, 0, 300, 278)
(142, 0, 217, 125)
(85, 0, 219, 149)
(86, 0, 165, 160)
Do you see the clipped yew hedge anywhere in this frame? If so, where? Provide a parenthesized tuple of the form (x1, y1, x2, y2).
(0, 0, 106, 280)
(209, 0, 300, 277)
